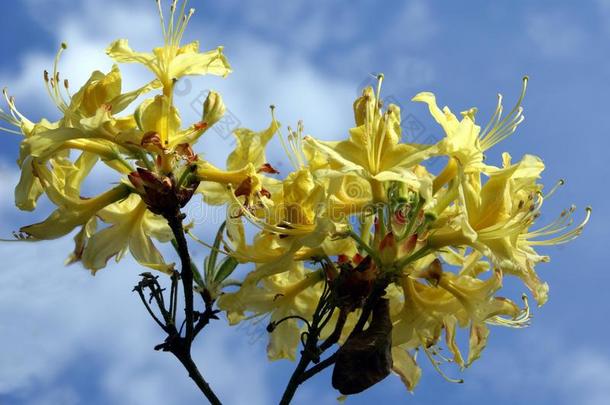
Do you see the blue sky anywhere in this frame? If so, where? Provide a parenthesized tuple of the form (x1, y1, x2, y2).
(0, 0, 609, 404)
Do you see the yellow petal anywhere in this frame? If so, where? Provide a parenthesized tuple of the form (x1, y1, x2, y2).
(227, 119, 279, 171)
(20, 185, 130, 240)
(135, 95, 181, 144)
(169, 46, 232, 79)
(106, 39, 155, 68)
(467, 323, 489, 366)
(412, 92, 459, 135)
(391, 347, 422, 392)
(14, 157, 44, 211)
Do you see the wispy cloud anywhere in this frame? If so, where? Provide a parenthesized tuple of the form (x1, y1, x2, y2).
(525, 11, 588, 58)
(463, 329, 610, 405)
(0, 1, 357, 403)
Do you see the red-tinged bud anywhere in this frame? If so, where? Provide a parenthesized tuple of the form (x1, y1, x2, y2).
(379, 232, 395, 250)
(352, 253, 364, 265)
(421, 258, 443, 286)
(258, 163, 280, 174)
(234, 177, 253, 201)
(259, 188, 271, 199)
(128, 168, 198, 215)
(128, 171, 146, 194)
(161, 176, 173, 190)
(194, 121, 208, 131)
(338, 254, 350, 264)
(379, 232, 397, 265)
(334, 256, 377, 311)
(137, 167, 162, 185)
(175, 143, 198, 163)
(402, 233, 418, 256)
(141, 131, 164, 154)
(394, 209, 407, 225)
(323, 261, 339, 281)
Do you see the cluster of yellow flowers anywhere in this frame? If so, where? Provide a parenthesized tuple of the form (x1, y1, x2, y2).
(1, 0, 590, 395)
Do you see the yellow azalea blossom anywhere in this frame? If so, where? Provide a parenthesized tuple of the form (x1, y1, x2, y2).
(218, 262, 324, 360)
(106, 0, 231, 93)
(413, 77, 528, 174)
(197, 116, 280, 205)
(391, 257, 529, 387)
(0, 1, 592, 396)
(305, 80, 436, 202)
(223, 153, 355, 281)
(429, 153, 590, 305)
(20, 185, 131, 241)
(82, 194, 174, 274)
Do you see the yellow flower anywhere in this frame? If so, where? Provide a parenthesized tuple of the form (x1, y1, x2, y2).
(106, 0, 231, 92)
(413, 77, 528, 173)
(82, 194, 174, 274)
(223, 168, 354, 282)
(429, 153, 591, 305)
(20, 184, 131, 241)
(391, 255, 529, 389)
(197, 116, 280, 205)
(60, 63, 161, 128)
(218, 262, 324, 360)
(305, 79, 436, 202)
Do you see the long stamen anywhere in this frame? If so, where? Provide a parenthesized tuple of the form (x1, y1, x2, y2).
(63, 78, 73, 102)
(187, 229, 232, 256)
(479, 76, 528, 150)
(54, 72, 70, 109)
(168, 0, 178, 44)
(156, 0, 168, 44)
(374, 73, 384, 120)
(52, 43, 69, 111)
(174, 7, 194, 47)
(271, 106, 299, 170)
(487, 294, 531, 328)
(526, 206, 591, 246)
(480, 93, 503, 137)
(287, 123, 305, 168)
(526, 205, 575, 237)
(543, 179, 565, 199)
(0, 126, 22, 135)
(420, 340, 464, 384)
(3, 89, 29, 124)
(0, 102, 20, 130)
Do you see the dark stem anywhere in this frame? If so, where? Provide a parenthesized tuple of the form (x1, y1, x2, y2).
(279, 346, 314, 405)
(134, 284, 168, 332)
(298, 352, 338, 384)
(278, 276, 333, 404)
(166, 213, 195, 346)
(161, 211, 222, 405)
(173, 348, 222, 405)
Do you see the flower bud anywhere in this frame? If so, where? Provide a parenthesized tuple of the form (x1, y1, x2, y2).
(353, 86, 375, 127)
(379, 232, 398, 265)
(203, 90, 226, 128)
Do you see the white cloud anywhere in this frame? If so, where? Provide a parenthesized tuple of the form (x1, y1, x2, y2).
(0, 0, 358, 403)
(0, 232, 273, 403)
(463, 330, 610, 405)
(391, 0, 439, 47)
(526, 11, 588, 58)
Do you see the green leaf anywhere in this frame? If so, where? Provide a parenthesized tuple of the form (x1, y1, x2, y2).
(191, 260, 205, 289)
(205, 221, 226, 282)
(214, 256, 239, 284)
